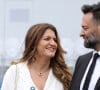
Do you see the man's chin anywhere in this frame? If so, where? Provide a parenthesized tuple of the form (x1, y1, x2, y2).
(84, 42, 95, 49)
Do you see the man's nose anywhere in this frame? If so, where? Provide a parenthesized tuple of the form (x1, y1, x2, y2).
(80, 30, 85, 37)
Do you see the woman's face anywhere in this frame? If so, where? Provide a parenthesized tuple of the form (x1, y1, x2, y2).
(36, 29, 57, 58)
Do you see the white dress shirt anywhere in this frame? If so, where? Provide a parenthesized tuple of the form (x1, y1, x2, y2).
(80, 51, 100, 90)
(1, 62, 63, 90)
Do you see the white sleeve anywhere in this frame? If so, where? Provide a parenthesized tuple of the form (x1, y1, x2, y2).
(1, 65, 16, 90)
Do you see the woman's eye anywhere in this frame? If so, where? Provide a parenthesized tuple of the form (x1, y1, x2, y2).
(42, 36, 57, 42)
(42, 37, 50, 41)
(54, 38, 57, 42)
(44, 37, 50, 40)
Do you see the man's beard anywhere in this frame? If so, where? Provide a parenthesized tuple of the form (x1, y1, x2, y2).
(84, 36, 99, 49)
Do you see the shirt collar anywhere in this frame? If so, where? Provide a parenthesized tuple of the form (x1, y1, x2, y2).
(93, 50, 100, 56)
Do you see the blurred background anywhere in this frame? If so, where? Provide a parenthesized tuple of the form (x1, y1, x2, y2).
(0, 0, 99, 89)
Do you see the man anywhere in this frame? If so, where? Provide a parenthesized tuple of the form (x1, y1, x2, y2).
(69, 2, 100, 90)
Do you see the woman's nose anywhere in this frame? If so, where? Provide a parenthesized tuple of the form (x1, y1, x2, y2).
(50, 39, 56, 45)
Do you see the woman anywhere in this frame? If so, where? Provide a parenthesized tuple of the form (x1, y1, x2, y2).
(1, 23, 72, 90)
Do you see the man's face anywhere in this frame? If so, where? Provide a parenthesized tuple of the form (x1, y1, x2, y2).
(80, 13, 100, 49)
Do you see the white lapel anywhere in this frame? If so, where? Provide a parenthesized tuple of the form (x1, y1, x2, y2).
(17, 62, 38, 90)
(44, 69, 63, 90)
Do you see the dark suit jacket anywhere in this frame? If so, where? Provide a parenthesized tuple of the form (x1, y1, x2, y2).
(69, 52, 100, 90)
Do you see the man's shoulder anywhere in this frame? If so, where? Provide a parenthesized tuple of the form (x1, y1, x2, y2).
(77, 51, 93, 64)
(79, 51, 93, 58)
(75, 51, 93, 67)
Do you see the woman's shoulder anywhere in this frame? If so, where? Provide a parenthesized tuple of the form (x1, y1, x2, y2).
(6, 64, 16, 73)
(16, 62, 27, 68)
(4, 62, 26, 77)
(6, 62, 26, 72)
(2, 64, 17, 81)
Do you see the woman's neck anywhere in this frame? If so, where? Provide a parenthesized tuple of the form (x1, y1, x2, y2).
(30, 56, 51, 73)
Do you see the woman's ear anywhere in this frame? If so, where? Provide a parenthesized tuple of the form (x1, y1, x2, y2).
(97, 24, 100, 31)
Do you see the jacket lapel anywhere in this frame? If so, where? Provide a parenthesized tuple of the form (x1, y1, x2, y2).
(70, 52, 93, 90)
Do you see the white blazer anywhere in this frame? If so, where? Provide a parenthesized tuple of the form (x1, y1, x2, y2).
(1, 62, 63, 90)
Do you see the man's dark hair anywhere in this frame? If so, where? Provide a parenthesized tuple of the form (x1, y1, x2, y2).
(81, 2, 100, 24)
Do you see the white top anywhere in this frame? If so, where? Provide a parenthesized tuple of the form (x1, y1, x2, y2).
(80, 51, 100, 90)
(1, 62, 63, 90)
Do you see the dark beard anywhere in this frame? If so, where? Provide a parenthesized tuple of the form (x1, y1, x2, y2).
(84, 37, 97, 49)
(84, 40, 96, 49)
